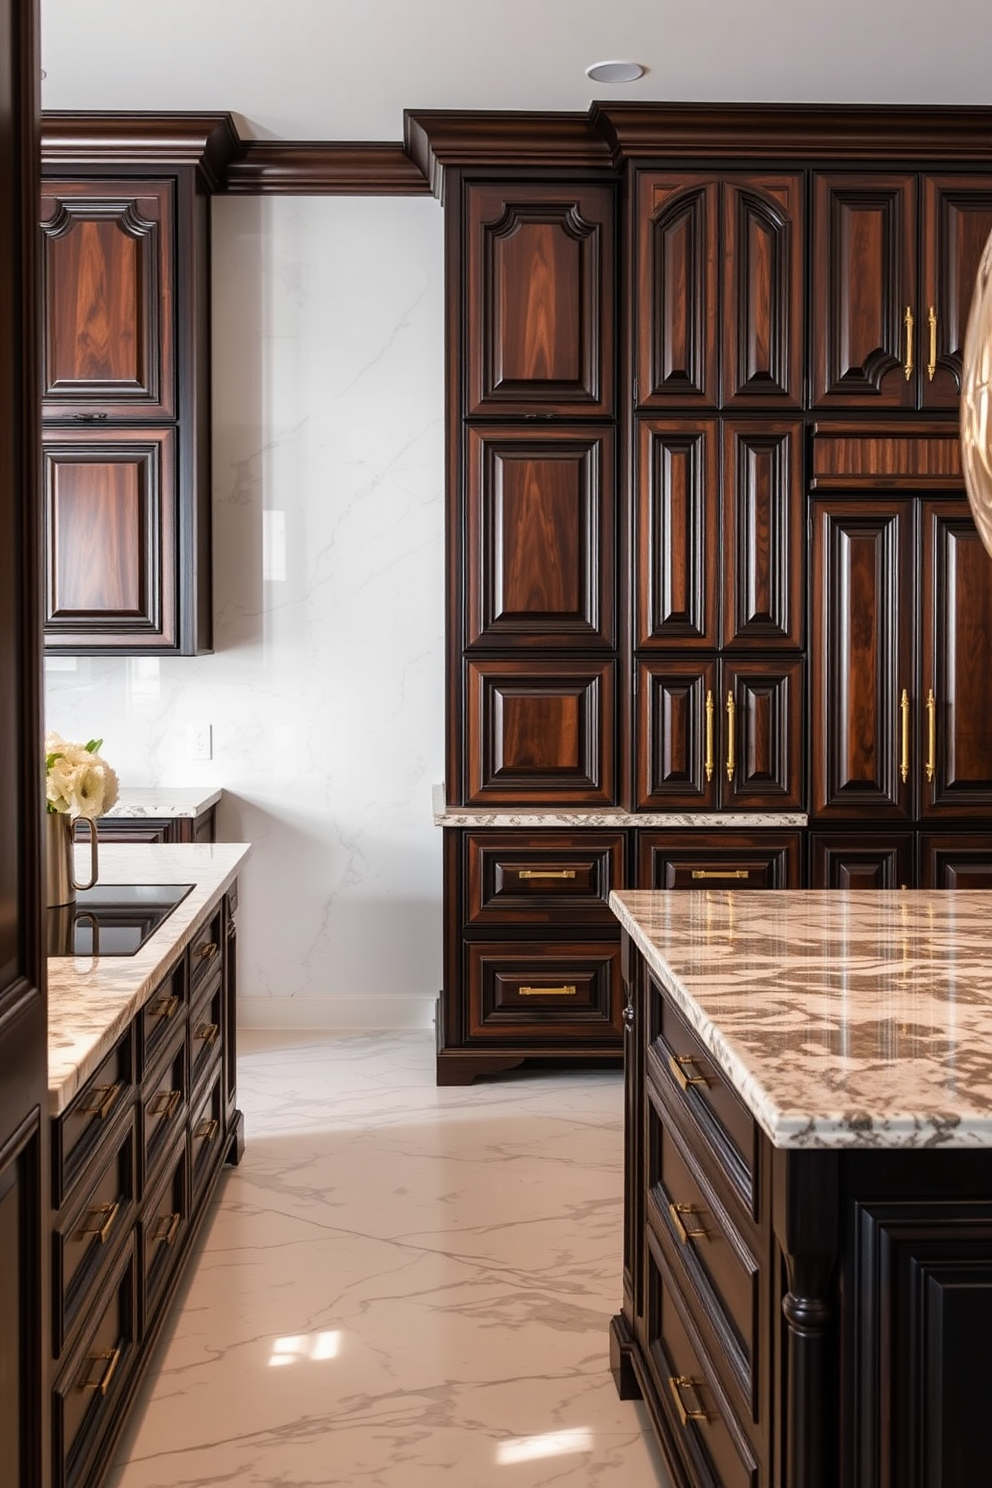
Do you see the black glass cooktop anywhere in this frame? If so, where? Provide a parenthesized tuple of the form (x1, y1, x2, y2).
(47, 883, 195, 958)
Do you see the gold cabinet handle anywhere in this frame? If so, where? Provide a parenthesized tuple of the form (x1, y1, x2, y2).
(904, 305, 914, 380)
(927, 305, 937, 381)
(151, 1089, 182, 1120)
(195, 941, 219, 962)
(926, 688, 936, 783)
(668, 1053, 710, 1091)
(76, 1200, 119, 1245)
(517, 869, 576, 880)
(195, 1022, 220, 1045)
(194, 1118, 219, 1142)
(900, 688, 910, 783)
(704, 689, 714, 781)
(80, 1083, 122, 1120)
(691, 869, 749, 881)
(77, 1346, 121, 1396)
(668, 1374, 709, 1426)
(148, 994, 180, 1020)
(725, 691, 736, 783)
(519, 984, 577, 997)
(669, 1202, 710, 1244)
(152, 1211, 181, 1246)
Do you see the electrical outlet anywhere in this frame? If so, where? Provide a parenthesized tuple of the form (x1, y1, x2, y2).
(190, 724, 213, 761)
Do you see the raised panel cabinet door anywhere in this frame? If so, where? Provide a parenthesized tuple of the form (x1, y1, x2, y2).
(809, 832, 915, 889)
(721, 174, 804, 408)
(921, 176, 992, 409)
(463, 181, 615, 416)
(43, 427, 177, 650)
(465, 657, 615, 805)
(722, 420, 803, 650)
(634, 659, 718, 811)
(811, 500, 914, 819)
(634, 420, 718, 649)
(722, 659, 804, 811)
(634, 172, 719, 408)
(921, 501, 992, 815)
(811, 173, 917, 409)
(464, 426, 615, 649)
(41, 179, 175, 420)
(919, 833, 992, 888)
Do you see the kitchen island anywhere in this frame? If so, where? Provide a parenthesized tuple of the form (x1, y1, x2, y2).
(609, 889, 992, 1488)
(47, 841, 248, 1488)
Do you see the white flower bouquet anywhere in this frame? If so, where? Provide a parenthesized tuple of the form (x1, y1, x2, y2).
(45, 733, 120, 820)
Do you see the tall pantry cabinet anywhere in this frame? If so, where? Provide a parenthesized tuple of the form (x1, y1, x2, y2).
(416, 106, 992, 1084)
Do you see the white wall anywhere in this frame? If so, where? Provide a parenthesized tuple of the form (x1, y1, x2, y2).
(45, 194, 447, 1029)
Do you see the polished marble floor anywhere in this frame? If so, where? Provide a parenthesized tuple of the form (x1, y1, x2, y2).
(105, 1031, 670, 1487)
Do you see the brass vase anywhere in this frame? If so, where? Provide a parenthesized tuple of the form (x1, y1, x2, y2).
(45, 811, 99, 908)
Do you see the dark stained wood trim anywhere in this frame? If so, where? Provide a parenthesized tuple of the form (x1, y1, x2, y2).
(41, 111, 243, 191)
(593, 102, 992, 164)
(405, 110, 612, 200)
(810, 421, 963, 488)
(225, 140, 429, 194)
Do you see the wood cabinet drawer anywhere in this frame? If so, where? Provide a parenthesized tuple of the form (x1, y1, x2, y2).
(52, 1114, 136, 1357)
(645, 1232, 759, 1488)
(189, 1066, 225, 1201)
(142, 1140, 189, 1329)
(637, 830, 802, 891)
(651, 985, 757, 1219)
(52, 1232, 138, 1488)
(139, 962, 186, 1074)
(466, 941, 622, 1041)
(189, 907, 223, 994)
(141, 1028, 188, 1187)
(465, 831, 625, 925)
(647, 1080, 759, 1418)
(54, 1033, 133, 1207)
(189, 975, 223, 1094)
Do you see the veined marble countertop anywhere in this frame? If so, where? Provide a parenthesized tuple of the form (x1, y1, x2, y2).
(610, 888, 992, 1151)
(47, 842, 250, 1115)
(104, 786, 222, 819)
(432, 784, 807, 829)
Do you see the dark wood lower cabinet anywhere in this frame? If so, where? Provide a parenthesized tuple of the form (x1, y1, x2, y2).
(637, 830, 802, 891)
(810, 830, 915, 888)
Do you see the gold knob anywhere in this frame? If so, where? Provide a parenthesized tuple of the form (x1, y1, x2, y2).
(668, 1374, 709, 1426)
(725, 691, 736, 783)
(900, 687, 910, 783)
(927, 305, 937, 381)
(669, 1202, 710, 1244)
(668, 1053, 710, 1091)
(904, 305, 914, 380)
(704, 689, 714, 781)
(926, 688, 936, 783)
(518, 984, 577, 997)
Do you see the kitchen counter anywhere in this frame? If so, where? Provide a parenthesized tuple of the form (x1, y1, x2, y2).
(610, 887, 992, 1149)
(104, 786, 222, 819)
(47, 841, 249, 1114)
(432, 783, 808, 828)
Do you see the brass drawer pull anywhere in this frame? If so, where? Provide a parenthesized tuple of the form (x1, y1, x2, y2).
(152, 1211, 181, 1246)
(691, 869, 749, 881)
(927, 305, 938, 381)
(900, 687, 910, 783)
(195, 941, 219, 962)
(151, 1089, 182, 1120)
(669, 1202, 710, 1245)
(904, 304, 915, 380)
(80, 1083, 122, 1120)
(517, 869, 577, 880)
(195, 1022, 220, 1045)
(77, 1346, 121, 1396)
(76, 1200, 119, 1245)
(668, 1053, 710, 1091)
(194, 1118, 219, 1142)
(668, 1374, 709, 1426)
(704, 689, 714, 781)
(926, 688, 936, 783)
(725, 690, 736, 783)
(519, 984, 577, 997)
(149, 994, 180, 1020)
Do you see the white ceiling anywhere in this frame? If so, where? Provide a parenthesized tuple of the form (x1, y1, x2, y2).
(41, 0, 992, 142)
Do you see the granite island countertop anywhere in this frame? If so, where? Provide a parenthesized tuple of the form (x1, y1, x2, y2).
(47, 841, 250, 1115)
(610, 888, 992, 1150)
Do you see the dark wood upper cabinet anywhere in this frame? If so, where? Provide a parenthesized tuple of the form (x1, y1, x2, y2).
(41, 180, 174, 421)
(463, 180, 615, 417)
(722, 420, 803, 649)
(634, 420, 718, 649)
(635, 173, 719, 408)
(721, 174, 803, 408)
(921, 176, 992, 409)
(464, 425, 614, 649)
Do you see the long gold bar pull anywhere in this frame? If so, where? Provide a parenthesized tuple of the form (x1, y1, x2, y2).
(900, 688, 910, 783)
(519, 984, 577, 997)
(725, 691, 736, 783)
(904, 305, 914, 380)
(927, 306, 938, 381)
(926, 688, 936, 783)
(691, 869, 750, 880)
(704, 689, 714, 781)
(517, 870, 577, 880)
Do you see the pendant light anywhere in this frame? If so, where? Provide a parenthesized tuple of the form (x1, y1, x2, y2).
(961, 226, 992, 558)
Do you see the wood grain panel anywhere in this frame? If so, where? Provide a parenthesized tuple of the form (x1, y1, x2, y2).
(722, 421, 803, 649)
(634, 420, 718, 649)
(464, 181, 614, 415)
(810, 425, 962, 488)
(466, 940, 622, 1040)
(635, 660, 717, 811)
(724, 660, 804, 811)
(722, 174, 803, 407)
(465, 657, 614, 805)
(919, 833, 992, 888)
(465, 426, 614, 648)
(921, 175, 992, 408)
(464, 830, 624, 925)
(635, 173, 719, 408)
(811, 173, 916, 409)
(809, 832, 914, 889)
(811, 500, 913, 818)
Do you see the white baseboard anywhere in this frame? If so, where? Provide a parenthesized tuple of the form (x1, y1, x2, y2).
(237, 994, 436, 1032)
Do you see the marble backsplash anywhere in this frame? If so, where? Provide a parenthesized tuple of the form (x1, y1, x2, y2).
(45, 194, 447, 1029)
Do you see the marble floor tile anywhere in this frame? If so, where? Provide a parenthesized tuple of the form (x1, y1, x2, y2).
(104, 1031, 671, 1488)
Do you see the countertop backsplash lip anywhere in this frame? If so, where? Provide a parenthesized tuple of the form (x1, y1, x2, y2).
(610, 887, 992, 1151)
(104, 786, 223, 819)
(47, 841, 250, 1115)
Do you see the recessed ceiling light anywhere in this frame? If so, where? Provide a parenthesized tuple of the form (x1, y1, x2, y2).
(585, 60, 646, 84)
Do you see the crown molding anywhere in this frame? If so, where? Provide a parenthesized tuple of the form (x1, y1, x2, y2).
(404, 110, 612, 199)
(41, 112, 243, 191)
(224, 140, 429, 194)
